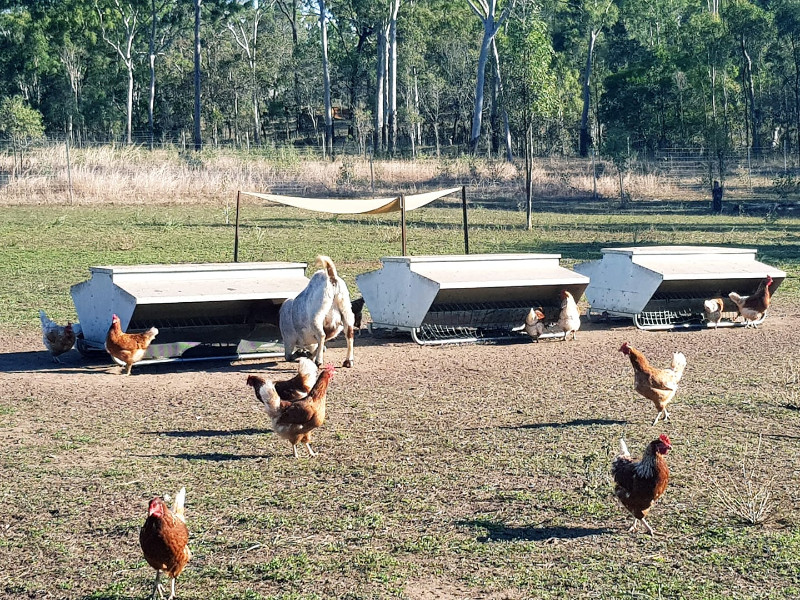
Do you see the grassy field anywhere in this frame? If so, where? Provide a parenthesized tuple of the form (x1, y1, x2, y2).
(1, 178, 800, 599)
(2, 197, 799, 330)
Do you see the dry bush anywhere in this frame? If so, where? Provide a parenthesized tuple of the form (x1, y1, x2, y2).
(710, 435, 779, 525)
(1, 144, 682, 206)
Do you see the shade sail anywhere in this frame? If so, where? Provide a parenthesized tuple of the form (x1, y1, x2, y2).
(241, 187, 461, 214)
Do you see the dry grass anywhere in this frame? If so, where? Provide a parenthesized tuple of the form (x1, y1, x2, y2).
(0, 144, 717, 206)
(711, 435, 780, 525)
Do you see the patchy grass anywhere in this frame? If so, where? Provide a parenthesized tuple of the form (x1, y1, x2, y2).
(1, 199, 799, 329)
(1, 165, 799, 598)
(2, 327, 800, 599)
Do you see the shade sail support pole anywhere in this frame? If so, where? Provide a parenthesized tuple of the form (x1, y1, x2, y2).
(234, 190, 241, 262)
(400, 193, 407, 256)
(462, 185, 469, 254)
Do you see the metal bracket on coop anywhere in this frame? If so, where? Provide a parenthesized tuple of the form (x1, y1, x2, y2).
(574, 246, 786, 330)
(356, 254, 590, 345)
(70, 262, 311, 364)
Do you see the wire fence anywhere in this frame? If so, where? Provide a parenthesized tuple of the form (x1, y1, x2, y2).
(0, 137, 798, 206)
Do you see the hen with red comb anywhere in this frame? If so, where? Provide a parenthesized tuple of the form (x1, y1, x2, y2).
(611, 436, 672, 535)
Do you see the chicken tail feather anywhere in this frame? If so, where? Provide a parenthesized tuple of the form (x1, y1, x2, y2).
(671, 352, 687, 378)
(172, 487, 186, 522)
(297, 357, 318, 383)
(619, 438, 630, 458)
(728, 291, 744, 306)
(256, 379, 281, 417)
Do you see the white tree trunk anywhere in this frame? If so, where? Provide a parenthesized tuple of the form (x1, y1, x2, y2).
(466, 0, 512, 153)
(387, 0, 400, 154)
(148, 0, 156, 149)
(319, 0, 333, 157)
(491, 39, 512, 161)
(375, 29, 387, 153)
(579, 28, 598, 156)
(469, 27, 494, 152)
(227, 5, 263, 145)
(96, 0, 139, 145)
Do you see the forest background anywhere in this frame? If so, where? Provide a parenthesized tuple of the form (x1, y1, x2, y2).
(1, 0, 799, 177)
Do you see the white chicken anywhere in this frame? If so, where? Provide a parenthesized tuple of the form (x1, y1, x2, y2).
(557, 290, 581, 341)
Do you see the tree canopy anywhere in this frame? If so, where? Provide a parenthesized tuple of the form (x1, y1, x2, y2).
(0, 0, 798, 161)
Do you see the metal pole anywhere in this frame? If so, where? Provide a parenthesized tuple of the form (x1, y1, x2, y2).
(461, 185, 469, 254)
(400, 193, 407, 256)
(234, 190, 241, 262)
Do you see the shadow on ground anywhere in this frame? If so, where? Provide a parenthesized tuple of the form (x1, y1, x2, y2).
(460, 519, 610, 542)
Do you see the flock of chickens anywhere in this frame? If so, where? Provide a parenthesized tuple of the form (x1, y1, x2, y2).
(36, 268, 776, 600)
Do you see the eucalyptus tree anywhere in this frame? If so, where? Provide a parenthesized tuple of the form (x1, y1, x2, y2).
(319, 0, 334, 156)
(147, 0, 189, 148)
(573, 0, 617, 157)
(95, 0, 146, 144)
(774, 0, 800, 163)
(725, 0, 775, 155)
(499, 2, 556, 225)
(0, 4, 58, 109)
(274, 0, 300, 136)
(465, 0, 514, 153)
(227, 0, 271, 145)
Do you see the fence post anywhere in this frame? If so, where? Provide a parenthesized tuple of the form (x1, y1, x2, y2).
(234, 190, 241, 262)
(400, 193, 407, 256)
(461, 186, 469, 255)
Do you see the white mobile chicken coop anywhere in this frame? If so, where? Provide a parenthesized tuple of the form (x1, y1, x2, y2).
(70, 262, 310, 363)
(574, 246, 786, 330)
(356, 254, 590, 344)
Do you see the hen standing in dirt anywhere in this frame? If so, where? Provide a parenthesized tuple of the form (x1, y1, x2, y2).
(620, 342, 687, 425)
(39, 309, 76, 362)
(140, 487, 191, 600)
(105, 314, 158, 375)
(611, 435, 672, 535)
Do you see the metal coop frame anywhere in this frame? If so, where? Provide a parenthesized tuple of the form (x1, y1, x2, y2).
(574, 246, 786, 330)
(356, 254, 590, 344)
(70, 262, 310, 364)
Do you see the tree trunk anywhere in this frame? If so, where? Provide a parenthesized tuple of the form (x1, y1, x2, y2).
(466, 0, 511, 154)
(741, 40, 759, 155)
(251, 15, 260, 145)
(193, 0, 202, 151)
(790, 33, 800, 164)
(319, 0, 333, 158)
(126, 60, 134, 144)
(375, 29, 387, 154)
(525, 125, 532, 230)
(469, 27, 494, 153)
(387, 0, 400, 155)
(148, 0, 156, 150)
(579, 29, 598, 157)
(413, 67, 421, 147)
(491, 39, 512, 161)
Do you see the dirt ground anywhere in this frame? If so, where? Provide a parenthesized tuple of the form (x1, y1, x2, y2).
(1, 298, 800, 598)
(4, 297, 799, 400)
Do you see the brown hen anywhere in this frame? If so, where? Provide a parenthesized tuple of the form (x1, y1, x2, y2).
(611, 435, 672, 535)
(246, 364, 335, 457)
(105, 314, 158, 375)
(139, 487, 191, 600)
